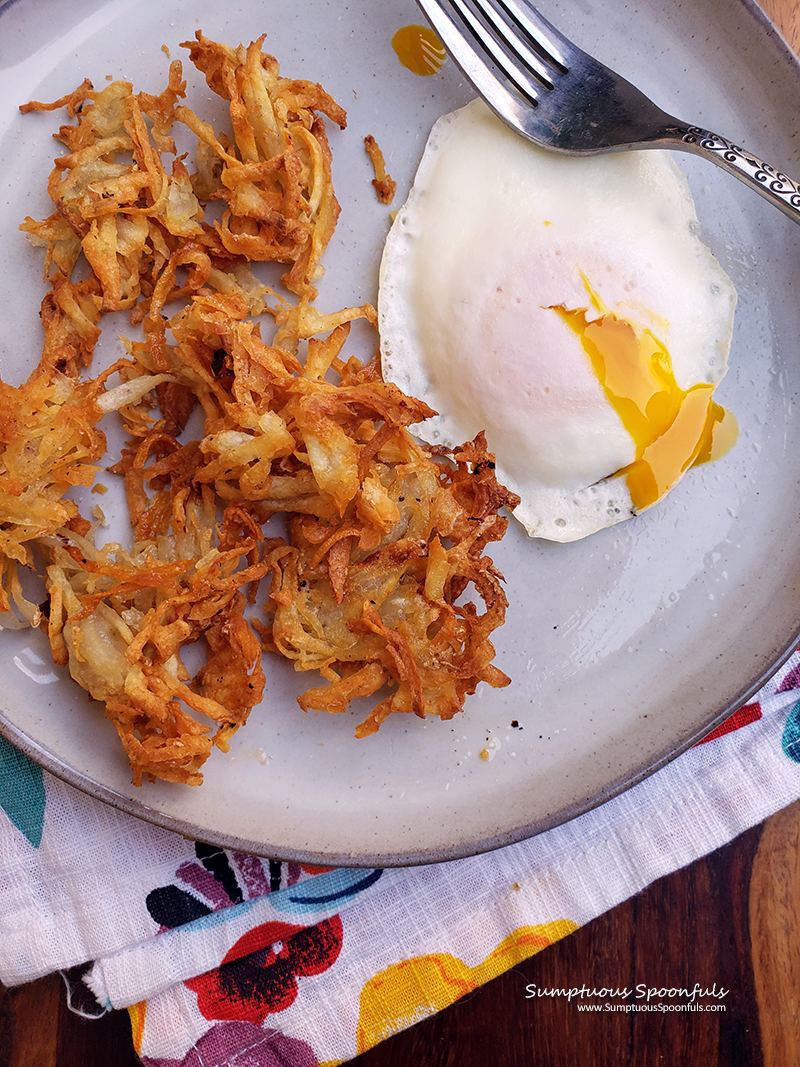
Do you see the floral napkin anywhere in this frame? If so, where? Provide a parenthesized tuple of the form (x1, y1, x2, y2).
(3, 650, 800, 1065)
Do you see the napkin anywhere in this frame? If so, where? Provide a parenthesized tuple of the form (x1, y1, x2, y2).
(3, 651, 800, 1066)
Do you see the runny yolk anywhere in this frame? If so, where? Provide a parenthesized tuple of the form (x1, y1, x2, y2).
(551, 282, 737, 511)
(391, 25, 447, 76)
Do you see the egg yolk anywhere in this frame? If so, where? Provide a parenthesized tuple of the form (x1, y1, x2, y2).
(551, 282, 736, 511)
(391, 25, 447, 76)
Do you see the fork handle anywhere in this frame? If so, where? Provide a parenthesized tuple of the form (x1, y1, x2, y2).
(665, 126, 800, 223)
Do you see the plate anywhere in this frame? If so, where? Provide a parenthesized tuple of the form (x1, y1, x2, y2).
(1, 0, 799, 867)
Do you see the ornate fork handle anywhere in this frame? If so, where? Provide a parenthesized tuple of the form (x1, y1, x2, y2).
(664, 125, 800, 221)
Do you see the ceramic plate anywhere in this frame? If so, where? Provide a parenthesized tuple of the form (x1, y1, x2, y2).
(1, 0, 799, 866)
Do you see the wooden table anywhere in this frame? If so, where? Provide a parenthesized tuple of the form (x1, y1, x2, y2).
(3, 0, 800, 1063)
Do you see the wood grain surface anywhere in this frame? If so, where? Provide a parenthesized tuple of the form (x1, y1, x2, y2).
(2, 1, 800, 1064)
(759, 0, 800, 50)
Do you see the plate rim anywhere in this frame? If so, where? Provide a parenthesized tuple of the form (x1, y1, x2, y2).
(1, 0, 800, 867)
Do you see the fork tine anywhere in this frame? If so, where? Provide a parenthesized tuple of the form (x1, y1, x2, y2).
(496, 0, 570, 70)
(419, 0, 548, 106)
(452, 0, 556, 90)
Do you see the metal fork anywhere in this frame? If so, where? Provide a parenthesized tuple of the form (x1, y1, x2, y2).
(416, 0, 800, 224)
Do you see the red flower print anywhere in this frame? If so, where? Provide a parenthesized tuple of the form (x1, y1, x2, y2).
(186, 916, 344, 1024)
(695, 701, 762, 745)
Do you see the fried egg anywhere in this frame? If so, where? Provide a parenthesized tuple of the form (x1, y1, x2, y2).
(378, 99, 738, 542)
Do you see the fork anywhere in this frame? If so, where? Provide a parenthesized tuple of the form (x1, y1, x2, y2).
(415, 0, 800, 224)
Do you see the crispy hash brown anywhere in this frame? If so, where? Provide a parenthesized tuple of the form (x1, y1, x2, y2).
(4, 33, 519, 785)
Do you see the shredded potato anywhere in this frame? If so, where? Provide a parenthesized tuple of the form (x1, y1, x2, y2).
(5, 33, 520, 785)
(364, 134, 397, 205)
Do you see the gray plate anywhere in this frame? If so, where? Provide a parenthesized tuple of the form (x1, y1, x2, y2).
(0, 0, 798, 866)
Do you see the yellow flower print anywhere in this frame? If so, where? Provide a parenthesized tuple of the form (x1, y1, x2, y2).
(356, 919, 578, 1054)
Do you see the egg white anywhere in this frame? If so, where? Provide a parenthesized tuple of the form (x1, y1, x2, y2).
(378, 99, 737, 542)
